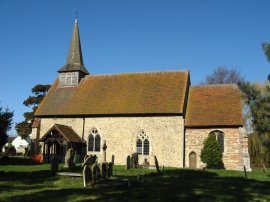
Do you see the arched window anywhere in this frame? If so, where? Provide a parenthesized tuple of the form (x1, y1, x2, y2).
(136, 139, 142, 155)
(88, 134, 94, 151)
(88, 128, 101, 152)
(209, 130, 224, 152)
(143, 139, 149, 155)
(136, 130, 150, 155)
(95, 134, 101, 152)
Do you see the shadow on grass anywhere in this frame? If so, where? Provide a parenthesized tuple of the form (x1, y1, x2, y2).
(0, 156, 40, 165)
(59, 164, 84, 173)
(2, 169, 270, 202)
(0, 170, 55, 184)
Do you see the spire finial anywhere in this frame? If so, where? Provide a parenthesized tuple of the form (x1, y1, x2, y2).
(58, 16, 89, 75)
(75, 11, 78, 23)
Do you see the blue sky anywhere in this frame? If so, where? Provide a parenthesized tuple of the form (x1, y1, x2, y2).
(0, 0, 270, 135)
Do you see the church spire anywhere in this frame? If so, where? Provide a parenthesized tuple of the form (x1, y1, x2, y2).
(58, 18, 89, 75)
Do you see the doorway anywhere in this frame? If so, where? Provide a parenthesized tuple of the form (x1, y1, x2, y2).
(189, 152, 197, 168)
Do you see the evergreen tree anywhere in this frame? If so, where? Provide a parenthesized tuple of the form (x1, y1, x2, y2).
(15, 84, 51, 139)
(239, 82, 270, 167)
(200, 135, 224, 169)
(262, 42, 270, 62)
(262, 42, 270, 81)
(239, 82, 270, 134)
(0, 105, 13, 150)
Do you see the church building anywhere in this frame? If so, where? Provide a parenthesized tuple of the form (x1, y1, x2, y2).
(32, 19, 251, 170)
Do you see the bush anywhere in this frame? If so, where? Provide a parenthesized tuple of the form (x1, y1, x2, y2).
(248, 132, 270, 168)
(200, 135, 224, 169)
(4, 144, 16, 156)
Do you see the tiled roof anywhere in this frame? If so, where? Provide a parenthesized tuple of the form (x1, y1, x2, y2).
(185, 84, 243, 127)
(35, 71, 190, 116)
(39, 124, 85, 143)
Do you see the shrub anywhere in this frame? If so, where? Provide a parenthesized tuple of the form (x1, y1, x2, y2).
(200, 135, 224, 169)
(4, 144, 16, 156)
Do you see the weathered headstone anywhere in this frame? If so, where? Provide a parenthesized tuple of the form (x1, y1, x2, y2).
(154, 156, 161, 175)
(131, 153, 138, 168)
(92, 163, 101, 182)
(111, 155, 115, 165)
(108, 162, 113, 177)
(126, 155, 131, 170)
(82, 155, 96, 167)
(64, 148, 75, 170)
(83, 165, 91, 187)
(101, 162, 107, 178)
(51, 156, 59, 175)
(84, 155, 89, 162)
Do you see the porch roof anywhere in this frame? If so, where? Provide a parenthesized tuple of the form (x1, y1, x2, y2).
(39, 124, 85, 143)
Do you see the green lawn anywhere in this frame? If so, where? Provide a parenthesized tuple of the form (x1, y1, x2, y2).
(0, 160, 270, 202)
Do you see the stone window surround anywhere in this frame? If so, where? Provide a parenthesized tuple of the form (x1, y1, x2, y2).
(87, 127, 101, 153)
(209, 130, 226, 154)
(136, 130, 150, 156)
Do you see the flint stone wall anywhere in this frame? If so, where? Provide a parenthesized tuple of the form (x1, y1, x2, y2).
(38, 116, 185, 167)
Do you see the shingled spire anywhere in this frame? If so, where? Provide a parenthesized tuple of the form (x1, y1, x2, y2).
(58, 18, 89, 86)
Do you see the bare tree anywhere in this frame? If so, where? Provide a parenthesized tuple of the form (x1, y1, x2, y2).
(202, 66, 245, 85)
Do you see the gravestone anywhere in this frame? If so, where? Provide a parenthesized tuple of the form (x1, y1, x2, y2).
(64, 148, 75, 170)
(154, 156, 161, 175)
(51, 156, 59, 175)
(111, 155, 115, 165)
(92, 163, 101, 182)
(82, 155, 96, 167)
(83, 165, 91, 187)
(84, 155, 89, 162)
(126, 156, 131, 170)
(131, 153, 138, 168)
(101, 162, 107, 178)
(108, 162, 113, 177)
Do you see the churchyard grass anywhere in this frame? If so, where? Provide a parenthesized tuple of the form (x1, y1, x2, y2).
(0, 163, 270, 202)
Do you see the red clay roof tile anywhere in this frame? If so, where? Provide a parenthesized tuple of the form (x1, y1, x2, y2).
(35, 71, 190, 116)
(185, 84, 243, 127)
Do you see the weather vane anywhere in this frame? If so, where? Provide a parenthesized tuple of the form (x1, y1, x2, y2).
(75, 11, 78, 19)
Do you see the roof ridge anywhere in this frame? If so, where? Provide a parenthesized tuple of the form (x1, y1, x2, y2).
(84, 70, 189, 77)
(192, 84, 239, 88)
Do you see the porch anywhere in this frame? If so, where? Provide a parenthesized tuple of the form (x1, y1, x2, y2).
(39, 124, 86, 163)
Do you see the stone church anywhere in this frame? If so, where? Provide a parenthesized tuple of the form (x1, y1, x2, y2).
(32, 19, 251, 170)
